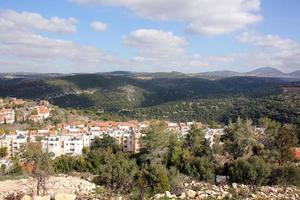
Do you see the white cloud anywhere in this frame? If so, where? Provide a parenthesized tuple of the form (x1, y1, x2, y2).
(72, 0, 262, 35)
(236, 32, 300, 72)
(0, 10, 77, 34)
(123, 29, 186, 59)
(122, 29, 235, 72)
(238, 32, 298, 50)
(0, 10, 121, 73)
(90, 21, 108, 31)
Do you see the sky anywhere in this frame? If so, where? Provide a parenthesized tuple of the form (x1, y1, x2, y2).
(0, 0, 300, 73)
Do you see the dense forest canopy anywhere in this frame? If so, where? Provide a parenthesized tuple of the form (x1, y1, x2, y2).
(0, 73, 299, 126)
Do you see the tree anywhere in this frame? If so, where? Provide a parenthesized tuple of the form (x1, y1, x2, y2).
(275, 125, 298, 163)
(190, 156, 215, 181)
(92, 149, 137, 193)
(229, 156, 271, 187)
(53, 155, 86, 173)
(185, 125, 212, 157)
(91, 135, 120, 153)
(0, 147, 8, 158)
(272, 164, 300, 191)
(166, 134, 183, 168)
(23, 142, 53, 196)
(82, 146, 90, 156)
(179, 125, 215, 180)
(1, 164, 6, 174)
(138, 122, 170, 165)
(135, 164, 170, 197)
(223, 118, 257, 160)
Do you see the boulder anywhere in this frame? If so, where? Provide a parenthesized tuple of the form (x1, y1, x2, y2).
(36, 195, 51, 200)
(186, 189, 196, 198)
(55, 193, 76, 200)
(165, 191, 172, 198)
(178, 193, 186, 199)
(232, 183, 237, 189)
(21, 195, 33, 200)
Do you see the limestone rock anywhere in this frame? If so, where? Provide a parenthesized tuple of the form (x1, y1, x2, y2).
(186, 189, 196, 198)
(55, 193, 76, 200)
(21, 195, 33, 200)
(36, 195, 51, 200)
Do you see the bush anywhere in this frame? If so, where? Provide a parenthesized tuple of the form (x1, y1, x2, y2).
(229, 156, 271, 186)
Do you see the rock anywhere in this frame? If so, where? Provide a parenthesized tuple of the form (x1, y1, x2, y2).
(36, 196, 51, 200)
(165, 191, 172, 198)
(153, 193, 165, 199)
(186, 189, 196, 198)
(112, 196, 122, 200)
(179, 193, 186, 199)
(55, 193, 76, 200)
(21, 195, 33, 200)
(232, 183, 237, 189)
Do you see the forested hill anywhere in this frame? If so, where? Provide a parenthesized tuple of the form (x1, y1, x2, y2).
(0, 74, 287, 106)
(0, 73, 299, 125)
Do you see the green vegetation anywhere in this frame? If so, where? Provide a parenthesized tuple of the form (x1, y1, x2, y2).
(0, 147, 8, 158)
(1, 73, 299, 127)
(50, 119, 300, 198)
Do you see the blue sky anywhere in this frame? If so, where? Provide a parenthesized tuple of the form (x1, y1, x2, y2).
(0, 0, 299, 73)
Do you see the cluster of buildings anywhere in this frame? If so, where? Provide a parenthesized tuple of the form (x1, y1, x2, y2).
(0, 120, 207, 158)
(0, 98, 51, 124)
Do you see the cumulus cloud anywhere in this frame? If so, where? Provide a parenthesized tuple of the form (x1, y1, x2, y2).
(0, 10, 120, 73)
(90, 21, 108, 31)
(72, 0, 262, 35)
(123, 29, 186, 59)
(0, 10, 77, 34)
(122, 29, 235, 72)
(238, 32, 298, 50)
(236, 32, 300, 72)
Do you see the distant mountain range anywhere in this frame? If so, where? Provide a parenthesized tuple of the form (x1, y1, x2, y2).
(0, 67, 299, 80)
(196, 67, 300, 79)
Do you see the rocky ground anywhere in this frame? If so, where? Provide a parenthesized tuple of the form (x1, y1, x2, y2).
(152, 181, 300, 200)
(0, 175, 96, 200)
(1, 176, 300, 200)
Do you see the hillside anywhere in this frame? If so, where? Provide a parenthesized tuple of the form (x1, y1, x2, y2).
(0, 73, 299, 125)
(0, 74, 284, 107)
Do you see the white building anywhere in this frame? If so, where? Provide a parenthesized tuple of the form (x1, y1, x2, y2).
(204, 128, 225, 147)
(0, 134, 27, 157)
(42, 134, 95, 158)
(42, 136, 64, 157)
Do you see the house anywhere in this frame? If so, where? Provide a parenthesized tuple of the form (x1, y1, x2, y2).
(293, 148, 300, 160)
(28, 106, 50, 122)
(0, 108, 15, 124)
(204, 128, 225, 147)
(36, 106, 50, 120)
(11, 99, 25, 106)
(39, 100, 50, 106)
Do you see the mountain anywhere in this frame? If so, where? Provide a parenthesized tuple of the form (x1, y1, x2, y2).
(0, 72, 299, 125)
(197, 70, 242, 78)
(245, 67, 287, 77)
(289, 70, 300, 77)
(196, 67, 300, 79)
(0, 73, 287, 110)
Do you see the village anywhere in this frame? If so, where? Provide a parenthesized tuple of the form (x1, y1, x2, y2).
(0, 97, 228, 162)
(1, 98, 300, 200)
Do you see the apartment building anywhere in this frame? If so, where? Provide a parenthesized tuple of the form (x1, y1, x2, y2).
(42, 134, 94, 157)
(0, 134, 27, 157)
(42, 136, 64, 157)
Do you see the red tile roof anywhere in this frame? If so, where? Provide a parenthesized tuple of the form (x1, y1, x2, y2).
(293, 148, 300, 160)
